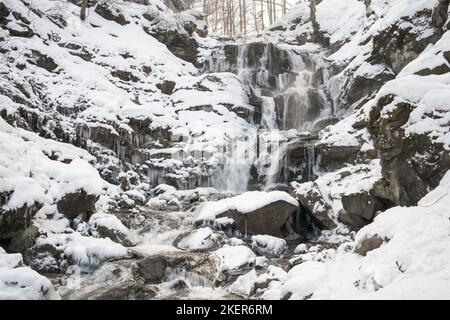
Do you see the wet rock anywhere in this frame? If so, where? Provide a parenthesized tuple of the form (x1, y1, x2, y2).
(295, 184, 337, 230)
(135, 252, 218, 284)
(94, 3, 129, 26)
(283, 135, 319, 183)
(56, 189, 99, 220)
(354, 234, 384, 256)
(27, 50, 58, 72)
(0, 201, 43, 240)
(216, 200, 298, 237)
(311, 117, 339, 134)
(316, 143, 362, 172)
(156, 80, 176, 95)
(338, 192, 386, 230)
(82, 281, 158, 300)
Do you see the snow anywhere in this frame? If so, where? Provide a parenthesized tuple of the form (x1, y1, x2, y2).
(195, 191, 299, 222)
(214, 245, 256, 272)
(265, 171, 450, 300)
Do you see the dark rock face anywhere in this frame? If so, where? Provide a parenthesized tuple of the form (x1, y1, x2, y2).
(56, 189, 99, 220)
(111, 69, 139, 82)
(28, 50, 58, 72)
(295, 185, 337, 230)
(282, 135, 319, 183)
(94, 3, 130, 26)
(145, 26, 198, 63)
(0, 200, 43, 241)
(215, 200, 298, 237)
(23, 242, 61, 273)
(156, 80, 176, 95)
(316, 143, 362, 172)
(7, 224, 41, 253)
(372, 10, 439, 74)
(432, 0, 450, 28)
(368, 95, 450, 206)
(338, 192, 386, 230)
(354, 234, 384, 256)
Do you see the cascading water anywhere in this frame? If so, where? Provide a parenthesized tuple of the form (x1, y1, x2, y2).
(204, 40, 334, 191)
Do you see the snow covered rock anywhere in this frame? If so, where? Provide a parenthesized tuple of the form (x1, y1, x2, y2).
(195, 191, 299, 236)
(295, 183, 336, 230)
(0, 267, 60, 300)
(214, 245, 256, 272)
(176, 227, 220, 251)
(251, 235, 287, 258)
(0, 250, 59, 300)
(89, 212, 139, 247)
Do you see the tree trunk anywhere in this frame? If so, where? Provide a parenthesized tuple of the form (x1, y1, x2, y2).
(310, 0, 319, 40)
(80, 0, 88, 21)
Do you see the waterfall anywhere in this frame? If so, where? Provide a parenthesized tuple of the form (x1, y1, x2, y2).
(203, 41, 333, 191)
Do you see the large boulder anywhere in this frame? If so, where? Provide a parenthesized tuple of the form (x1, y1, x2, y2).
(338, 191, 386, 230)
(354, 233, 384, 256)
(0, 200, 43, 241)
(94, 2, 130, 26)
(368, 95, 450, 206)
(251, 235, 287, 258)
(89, 213, 139, 247)
(56, 189, 99, 220)
(295, 183, 337, 230)
(195, 191, 299, 237)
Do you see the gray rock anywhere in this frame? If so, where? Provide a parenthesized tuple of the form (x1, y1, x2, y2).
(339, 192, 386, 230)
(296, 185, 337, 230)
(7, 224, 42, 253)
(156, 80, 176, 95)
(354, 234, 384, 256)
(94, 2, 129, 26)
(56, 189, 99, 220)
(216, 200, 298, 237)
(0, 200, 43, 240)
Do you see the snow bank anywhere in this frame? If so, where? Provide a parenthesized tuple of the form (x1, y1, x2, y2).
(0, 117, 110, 211)
(195, 191, 299, 222)
(266, 171, 450, 300)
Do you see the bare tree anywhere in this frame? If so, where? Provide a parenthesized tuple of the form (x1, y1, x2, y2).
(80, 0, 88, 21)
